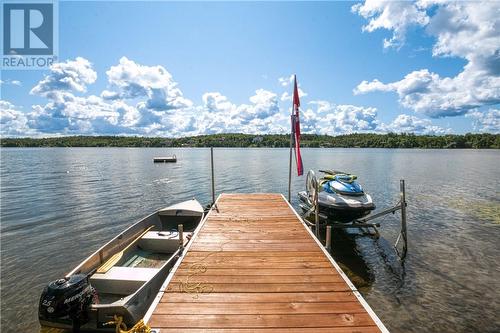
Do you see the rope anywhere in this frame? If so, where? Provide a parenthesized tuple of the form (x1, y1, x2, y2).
(104, 315, 151, 333)
(178, 240, 232, 298)
(227, 216, 263, 224)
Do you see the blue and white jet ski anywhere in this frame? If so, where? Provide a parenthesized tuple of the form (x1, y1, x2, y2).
(298, 169, 375, 222)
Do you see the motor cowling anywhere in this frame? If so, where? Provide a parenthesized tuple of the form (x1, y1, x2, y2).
(39, 274, 95, 329)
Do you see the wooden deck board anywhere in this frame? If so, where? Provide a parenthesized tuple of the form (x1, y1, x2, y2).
(149, 313, 376, 328)
(153, 301, 366, 314)
(154, 328, 380, 333)
(166, 282, 352, 293)
(147, 193, 387, 332)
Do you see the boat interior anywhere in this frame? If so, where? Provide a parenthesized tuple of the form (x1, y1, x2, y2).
(85, 201, 203, 306)
(90, 229, 190, 304)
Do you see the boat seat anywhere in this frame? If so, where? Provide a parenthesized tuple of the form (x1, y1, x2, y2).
(90, 266, 159, 295)
(138, 231, 190, 253)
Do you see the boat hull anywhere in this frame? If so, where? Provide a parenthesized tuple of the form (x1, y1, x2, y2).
(298, 191, 375, 222)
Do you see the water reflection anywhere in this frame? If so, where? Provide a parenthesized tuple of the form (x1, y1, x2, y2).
(325, 228, 375, 290)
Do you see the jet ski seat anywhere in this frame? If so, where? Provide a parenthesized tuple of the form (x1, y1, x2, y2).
(322, 174, 358, 183)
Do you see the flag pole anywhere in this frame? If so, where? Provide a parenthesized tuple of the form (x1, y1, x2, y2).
(288, 110, 293, 203)
(288, 74, 295, 203)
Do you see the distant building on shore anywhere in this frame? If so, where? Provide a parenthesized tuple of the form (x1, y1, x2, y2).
(252, 136, 264, 143)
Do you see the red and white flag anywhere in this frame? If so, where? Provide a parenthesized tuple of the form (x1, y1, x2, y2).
(291, 75, 303, 176)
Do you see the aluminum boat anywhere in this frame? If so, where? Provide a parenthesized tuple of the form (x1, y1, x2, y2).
(38, 199, 204, 331)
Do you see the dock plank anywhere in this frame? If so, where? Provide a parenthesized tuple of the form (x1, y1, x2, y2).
(149, 313, 376, 328)
(175, 267, 339, 276)
(166, 282, 351, 293)
(184, 250, 322, 257)
(146, 193, 387, 332)
(182, 255, 328, 263)
(153, 301, 366, 314)
(161, 292, 357, 303)
(177, 261, 332, 268)
(169, 274, 345, 284)
(155, 328, 380, 333)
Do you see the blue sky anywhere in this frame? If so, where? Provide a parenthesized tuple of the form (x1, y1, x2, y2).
(1, 1, 499, 137)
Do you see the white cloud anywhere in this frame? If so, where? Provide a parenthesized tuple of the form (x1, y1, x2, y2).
(300, 101, 448, 135)
(300, 101, 380, 135)
(30, 57, 97, 99)
(354, 78, 393, 94)
(28, 95, 131, 135)
(0, 56, 476, 137)
(0, 100, 33, 136)
(245, 89, 280, 120)
(278, 75, 295, 87)
(279, 74, 308, 102)
(466, 109, 500, 133)
(25, 57, 128, 135)
(352, 0, 429, 48)
(203, 92, 234, 114)
(0, 79, 22, 87)
(195, 89, 285, 135)
(102, 57, 192, 111)
(281, 88, 308, 102)
(383, 114, 449, 135)
(24, 57, 197, 135)
(353, 1, 500, 118)
(118, 102, 141, 128)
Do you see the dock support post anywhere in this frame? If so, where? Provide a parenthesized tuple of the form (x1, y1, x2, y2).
(178, 224, 184, 251)
(211, 147, 215, 205)
(326, 225, 332, 251)
(315, 182, 320, 238)
(400, 179, 407, 258)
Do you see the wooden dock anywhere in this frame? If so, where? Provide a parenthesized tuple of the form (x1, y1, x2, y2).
(145, 193, 388, 332)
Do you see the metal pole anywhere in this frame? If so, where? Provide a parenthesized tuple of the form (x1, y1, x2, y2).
(288, 115, 293, 203)
(211, 147, 215, 205)
(326, 225, 332, 251)
(315, 182, 320, 238)
(178, 224, 184, 251)
(400, 179, 407, 257)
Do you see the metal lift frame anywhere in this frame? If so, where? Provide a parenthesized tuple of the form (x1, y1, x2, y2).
(301, 175, 408, 261)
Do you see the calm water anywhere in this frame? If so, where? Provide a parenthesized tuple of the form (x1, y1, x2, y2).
(1, 148, 499, 332)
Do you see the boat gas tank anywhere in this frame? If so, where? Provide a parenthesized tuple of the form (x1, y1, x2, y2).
(39, 274, 95, 328)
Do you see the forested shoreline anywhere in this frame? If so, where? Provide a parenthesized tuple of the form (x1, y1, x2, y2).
(1, 133, 499, 148)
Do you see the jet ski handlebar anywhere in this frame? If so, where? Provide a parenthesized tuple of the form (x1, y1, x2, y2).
(319, 169, 347, 175)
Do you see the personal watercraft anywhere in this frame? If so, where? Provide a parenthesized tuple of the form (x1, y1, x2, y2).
(298, 169, 375, 222)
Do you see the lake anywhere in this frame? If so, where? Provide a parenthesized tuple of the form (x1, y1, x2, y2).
(1, 148, 499, 332)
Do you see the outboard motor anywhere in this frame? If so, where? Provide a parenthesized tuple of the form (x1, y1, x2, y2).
(39, 274, 96, 332)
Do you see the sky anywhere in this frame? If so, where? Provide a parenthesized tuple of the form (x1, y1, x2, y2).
(1, 0, 499, 137)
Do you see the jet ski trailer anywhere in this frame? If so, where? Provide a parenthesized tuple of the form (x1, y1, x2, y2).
(298, 169, 375, 222)
(38, 199, 204, 332)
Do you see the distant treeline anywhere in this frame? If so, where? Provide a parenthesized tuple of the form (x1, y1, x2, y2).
(1, 133, 499, 148)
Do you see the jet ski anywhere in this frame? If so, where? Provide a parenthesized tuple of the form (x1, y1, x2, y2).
(298, 169, 375, 222)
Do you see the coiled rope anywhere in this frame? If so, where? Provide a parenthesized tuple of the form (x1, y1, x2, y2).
(104, 315, 151, 333)
(178, 240, 232, 298)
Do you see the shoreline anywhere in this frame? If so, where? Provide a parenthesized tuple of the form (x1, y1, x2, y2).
(1, 146, 499, 150)
(1, 133, 499, 149)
